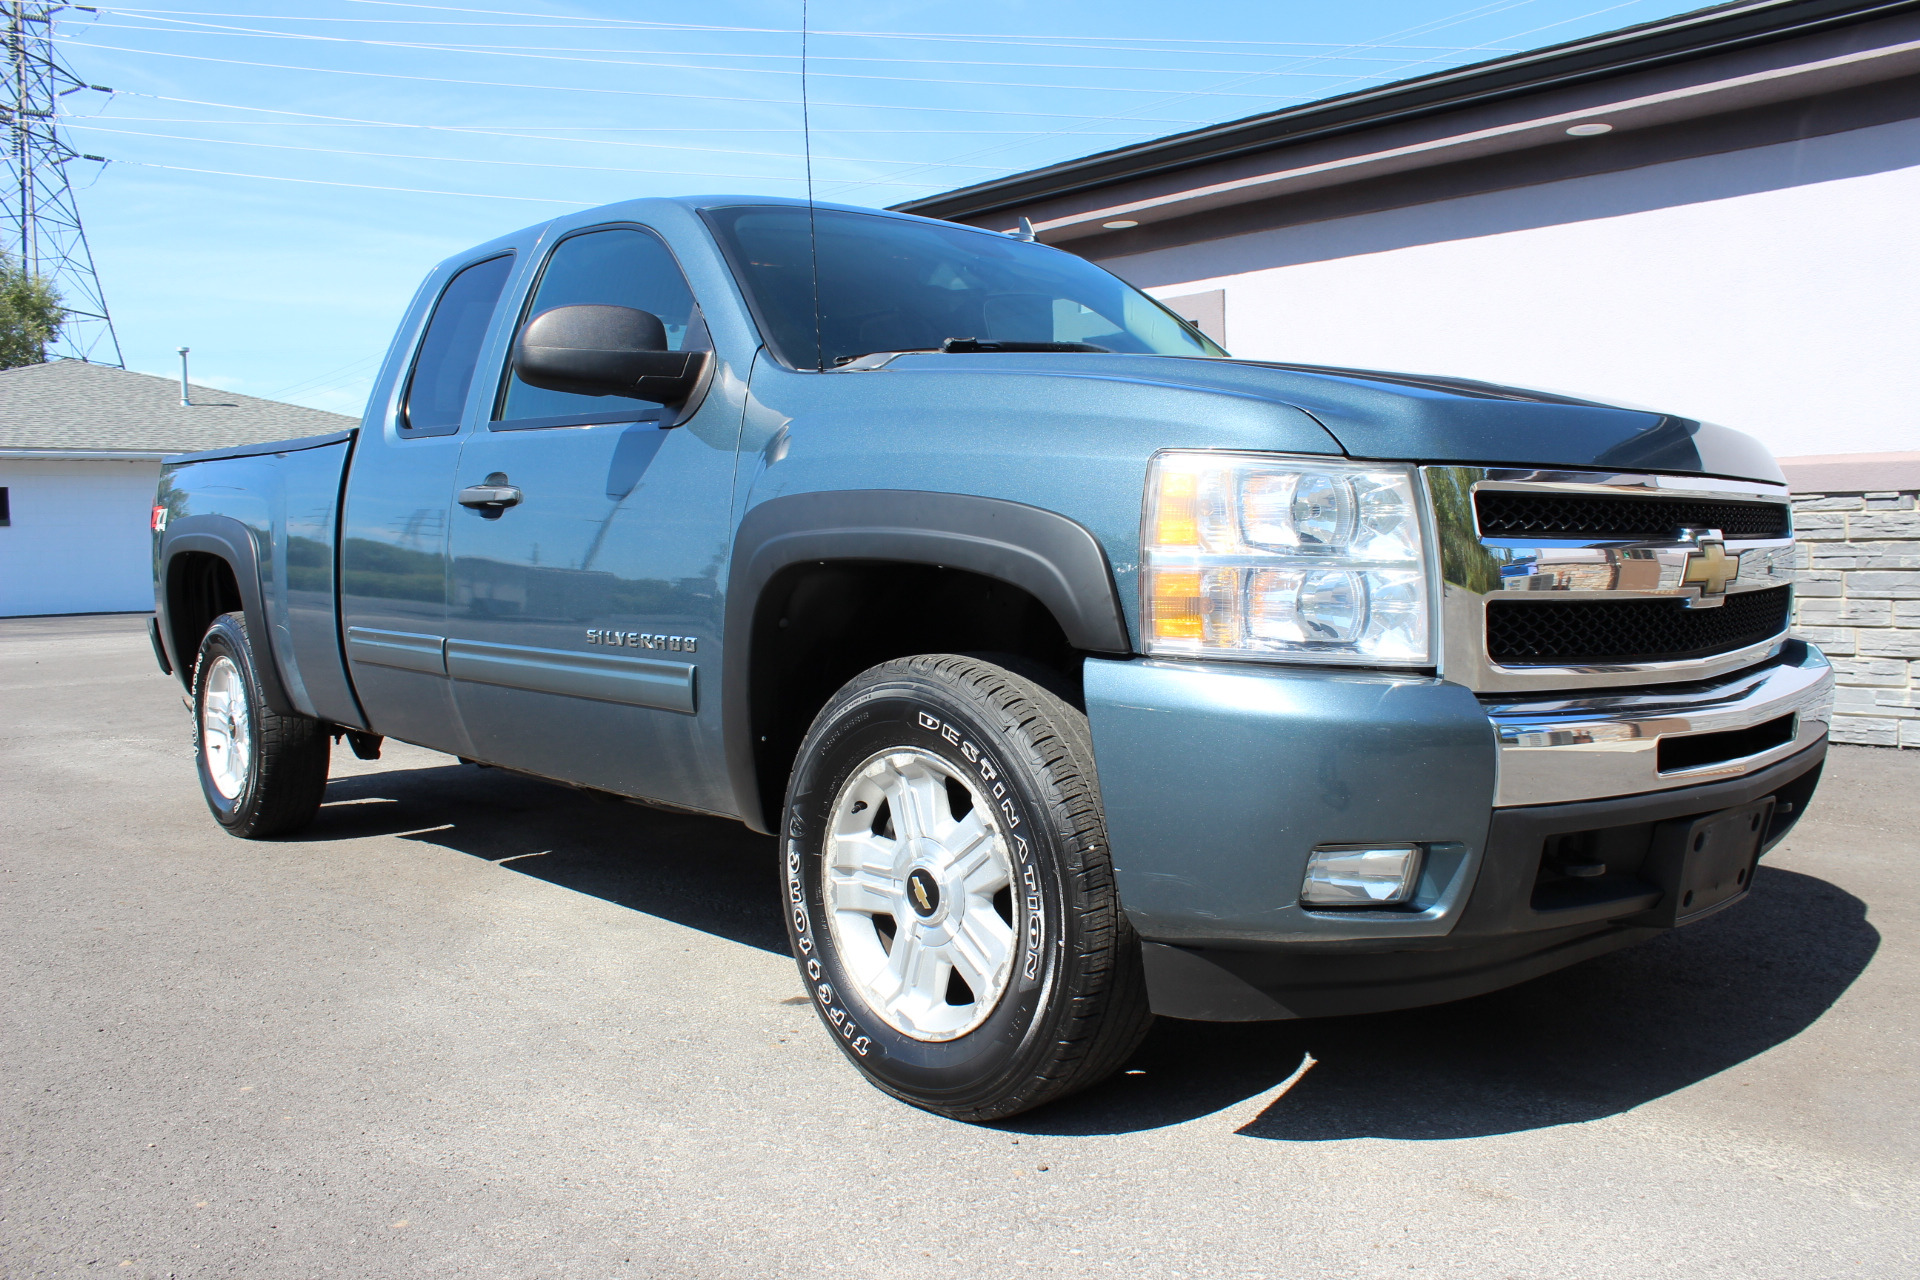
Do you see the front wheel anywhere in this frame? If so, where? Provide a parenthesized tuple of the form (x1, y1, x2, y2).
(193, 611, 330, 838)
(782, 654, 1151, 1120)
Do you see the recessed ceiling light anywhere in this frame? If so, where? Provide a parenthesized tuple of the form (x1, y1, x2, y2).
(1566, 122, 1613, 137)
(1102, 219, 1140, 229)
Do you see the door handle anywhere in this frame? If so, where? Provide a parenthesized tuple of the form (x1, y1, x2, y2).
(458, 478, 523, 511)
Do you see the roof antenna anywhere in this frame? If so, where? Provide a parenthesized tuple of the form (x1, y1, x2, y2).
(801, 0, 823, 372)
(177, 346, 191, 406)
(1009, 217, 1037, 242)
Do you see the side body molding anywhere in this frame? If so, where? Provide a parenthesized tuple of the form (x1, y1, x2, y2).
(446, 638, 696, 715)
(342, 628, 696, 714)
(344, 627, 447, 675)
(721, 488, 1132, 832)
(159, 514, 298, 717)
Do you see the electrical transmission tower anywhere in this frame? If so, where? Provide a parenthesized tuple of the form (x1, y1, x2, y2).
(4, 2, 119, 365)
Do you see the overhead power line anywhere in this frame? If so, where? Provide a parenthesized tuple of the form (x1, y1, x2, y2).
(333, 1, 1528, 54)
(73, 115, 1162, 135)
(64, 91, 1159, 177)
(55, 38, 1234, 122)
(262, 351, 382, 401)
(67, 122, 960, 186)
(102, 4, 1520, 53)
(84, 13, 1494, 79)
(118, 158, 595, 203)
(65, 118, 1017, 171)
(819, 0, 1656, 200)
(817, 0, 1564, 198)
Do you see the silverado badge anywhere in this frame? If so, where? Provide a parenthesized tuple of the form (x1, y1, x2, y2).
(587, 630, 697, 653)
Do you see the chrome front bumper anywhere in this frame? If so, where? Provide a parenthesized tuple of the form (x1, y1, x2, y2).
(1485, 641, 1833, 807)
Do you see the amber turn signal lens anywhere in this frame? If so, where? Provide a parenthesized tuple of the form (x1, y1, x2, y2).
(1153, 469, 1200, 548)
(1149, 569, 1205, 639)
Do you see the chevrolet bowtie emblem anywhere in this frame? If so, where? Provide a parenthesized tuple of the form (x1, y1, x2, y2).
(1681, 539, 1741, 598)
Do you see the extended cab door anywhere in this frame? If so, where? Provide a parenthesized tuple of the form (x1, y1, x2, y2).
(443, 222, 745, 811)
(339, 249, 517, 757)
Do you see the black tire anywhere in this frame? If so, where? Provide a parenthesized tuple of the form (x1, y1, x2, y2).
(783, 654, 1152, 1120)
(191, 611, 330, 838)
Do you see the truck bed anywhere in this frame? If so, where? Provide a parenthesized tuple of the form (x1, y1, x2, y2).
(157, 430, 362, 728)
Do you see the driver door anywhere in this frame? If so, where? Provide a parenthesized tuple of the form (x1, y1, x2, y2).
(444, 223, 744, 811)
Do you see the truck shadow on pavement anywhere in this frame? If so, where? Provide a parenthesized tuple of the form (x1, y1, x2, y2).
(305, 761, 1878, 1142)
(1012, 866, 1878, 1140)
(309, 762, 790, 954)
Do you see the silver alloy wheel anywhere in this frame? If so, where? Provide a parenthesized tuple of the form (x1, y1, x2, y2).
(201, 654, 252, 801)
(824, 748, 1017, 1042)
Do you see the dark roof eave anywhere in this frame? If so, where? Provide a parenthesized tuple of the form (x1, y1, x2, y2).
(894, 0, 1920, 221)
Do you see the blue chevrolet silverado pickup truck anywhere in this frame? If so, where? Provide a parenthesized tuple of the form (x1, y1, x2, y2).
(151, 195, 1834, 1119)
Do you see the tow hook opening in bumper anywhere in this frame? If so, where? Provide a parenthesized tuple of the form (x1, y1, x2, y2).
(1656, 713, 1795, 774)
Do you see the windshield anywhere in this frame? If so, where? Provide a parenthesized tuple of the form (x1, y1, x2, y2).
(703, 205, 1227, 370)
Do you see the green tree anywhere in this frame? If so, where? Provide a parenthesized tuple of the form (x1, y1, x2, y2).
(0, 254, 64, 368)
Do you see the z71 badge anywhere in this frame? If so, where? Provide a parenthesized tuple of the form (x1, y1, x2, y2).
(586, 630, 696, 653)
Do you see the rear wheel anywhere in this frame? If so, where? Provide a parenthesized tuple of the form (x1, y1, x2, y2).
(782, 654, 1151, 1120)
(193, 611, 330, 838)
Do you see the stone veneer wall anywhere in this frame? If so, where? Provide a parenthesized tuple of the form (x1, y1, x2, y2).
(1790, 487, 1920, 747)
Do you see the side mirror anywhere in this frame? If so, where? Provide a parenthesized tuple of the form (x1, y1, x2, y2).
(512, 304, 707, 405)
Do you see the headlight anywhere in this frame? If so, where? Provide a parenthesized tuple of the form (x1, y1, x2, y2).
(1141, 451, 1433, 665)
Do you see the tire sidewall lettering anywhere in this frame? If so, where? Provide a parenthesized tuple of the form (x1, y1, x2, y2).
(907, 706, 1043, 988)
(786, 829, 872, 1058)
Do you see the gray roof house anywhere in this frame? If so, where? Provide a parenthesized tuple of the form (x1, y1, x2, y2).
(0, 360, 355, 617)
(0, 358, 353, 459)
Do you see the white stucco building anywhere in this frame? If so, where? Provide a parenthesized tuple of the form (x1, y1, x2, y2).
(0, 360, 352, 617)
(903, 0, 1917, 470)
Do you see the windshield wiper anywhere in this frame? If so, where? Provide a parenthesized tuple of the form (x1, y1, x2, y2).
(938, 338, 1111, 353)
(830, 338, 1113, 368)
(831, 347, 941, 367)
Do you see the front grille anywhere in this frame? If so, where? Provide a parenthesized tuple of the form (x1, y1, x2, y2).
(1476, 492, 1790, 541)
(1487, 585, 1792, 665)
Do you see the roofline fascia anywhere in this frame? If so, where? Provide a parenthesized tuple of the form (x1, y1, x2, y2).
(893, 0, 1920, 221)
(0, 449, 171, 460)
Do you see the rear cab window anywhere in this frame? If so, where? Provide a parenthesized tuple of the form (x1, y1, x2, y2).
(400, 253, 515, 437)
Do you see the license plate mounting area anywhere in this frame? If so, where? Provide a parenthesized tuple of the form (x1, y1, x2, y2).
(1633, 796, 1776, 929)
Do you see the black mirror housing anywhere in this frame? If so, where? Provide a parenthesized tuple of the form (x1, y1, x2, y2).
(512, 304, 707, 404)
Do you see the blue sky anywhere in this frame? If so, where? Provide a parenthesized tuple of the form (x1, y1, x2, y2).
(48, 0, 1711, 416)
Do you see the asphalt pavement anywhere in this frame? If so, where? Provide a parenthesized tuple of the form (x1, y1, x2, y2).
(3, 613, 1916, 1279)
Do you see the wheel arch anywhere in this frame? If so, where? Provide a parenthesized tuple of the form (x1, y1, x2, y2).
(159, 515, 298, 717)
(722, 489, 1132, 833)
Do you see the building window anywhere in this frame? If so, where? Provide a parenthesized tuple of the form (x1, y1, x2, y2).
(0, 486, 9, 526)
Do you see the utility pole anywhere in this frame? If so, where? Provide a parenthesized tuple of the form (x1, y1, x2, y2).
(3, 3, 120, 366)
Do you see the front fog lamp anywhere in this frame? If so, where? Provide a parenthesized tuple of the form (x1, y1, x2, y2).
(1302, 844, 1424, 908)
(1141, 452, 1432, 664)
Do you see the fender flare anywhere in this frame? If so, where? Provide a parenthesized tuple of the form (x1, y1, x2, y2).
(159, 514, 299, 717)
(721, 489, 1132, 832)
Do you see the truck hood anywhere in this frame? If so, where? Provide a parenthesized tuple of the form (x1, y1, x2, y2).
(1219, 359, 1783, 482)
(873, 353, 1784, 483)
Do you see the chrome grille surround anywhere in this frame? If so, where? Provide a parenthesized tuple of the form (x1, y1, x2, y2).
(1423, 467, 1796, 694)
